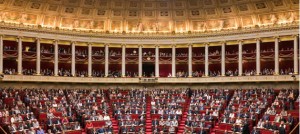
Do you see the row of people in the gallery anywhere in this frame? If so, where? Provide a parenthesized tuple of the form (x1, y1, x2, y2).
(2, 68, 295, 77)
(3, 45, 295, 55)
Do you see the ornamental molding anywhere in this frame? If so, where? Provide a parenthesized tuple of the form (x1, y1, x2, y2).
(0, 25, 298, 45)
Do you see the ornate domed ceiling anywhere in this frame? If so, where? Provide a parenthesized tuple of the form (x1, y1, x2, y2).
(0, 0, 298, 34)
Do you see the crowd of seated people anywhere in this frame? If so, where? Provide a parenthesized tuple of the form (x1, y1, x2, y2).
(280, 48, 294, 51)
(150, 89, 187, 134)
(76, 71, 88, 77)
(58, 48, 71, 55)
(125, 71, 138, 77)
(92, 70, 105, 77)
(226, 51, 238, 55)
(261, 48, 274, 53)
(253, 89, 298, 134)
(143, 51, 155, 57)
(109, 50, 121, 57)
(192, 71, 203, 77)
(192, 53, 204, 57)
(243, 70, 256, 76)
(58, 69, 72, 76)
(107, 70, 121, 78)
(176, 53, 188, 57)
(4, 46, 17, 51)
(0, 88, 43, 134)
(92, 50, 105, 56)
(3, 68, 16, 75)
(216, 88, 277, 133)
(184, 89, 229, 133)
(209, 71, 221, 77)
(126, 50, 138, 56)
(280, 68, 294, 75)
(176, 71, 188, 77)
(0, 87, 298, 134)
(41, 69, 54, 76)
(41, 46, 54, 54)
(242, 50, 256, 54)
(225, 69, 239, 76)
(261, 68, 274, 75)
(75, 50, 88, 57)
(209, 50, 220, 56)
(168, 71, 203, 77)
(110, 89, 146, 133)
(22, 69, 36, 75)
(159, 52, 171, 57)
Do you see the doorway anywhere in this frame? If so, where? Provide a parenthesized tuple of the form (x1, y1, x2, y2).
(142, 63, 155, 77)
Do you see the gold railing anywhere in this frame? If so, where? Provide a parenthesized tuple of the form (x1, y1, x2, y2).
(289, 122, 299, 134)
(0, 126, 7, 134)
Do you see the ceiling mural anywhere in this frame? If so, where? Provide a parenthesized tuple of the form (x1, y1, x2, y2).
(0, 0, 298, 34)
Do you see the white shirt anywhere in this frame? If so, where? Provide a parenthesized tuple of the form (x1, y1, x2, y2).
(103, 115, 110, 120)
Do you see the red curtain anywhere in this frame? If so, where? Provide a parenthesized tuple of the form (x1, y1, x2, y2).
(159, 64, 171, 77)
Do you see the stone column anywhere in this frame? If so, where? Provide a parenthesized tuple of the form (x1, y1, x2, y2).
(0, 35, 3, 74)
(88, 43, 92, 77)
(54, 40, 58, 76)
(121, 44, 126, 77)
(256, 38, 261, 75)
(36, 38, 41, 75)
(104, 44, 109, 77)
(138, 45, 142, 77)
(205, 43, 209, 77)
(293, 35, 298, 74)
(172, 45, 176, 77)
(221, 42, 225, 76)
(274, 37, 279, 75)
(17, 37, 22, 75)
(71, 42, 76, 77)
(155, 45, 159, 77)
(188, 44, 193, 77)
(238, 40, 243, 76)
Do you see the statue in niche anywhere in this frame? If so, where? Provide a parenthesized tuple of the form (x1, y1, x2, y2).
(137, 21, 144, 32)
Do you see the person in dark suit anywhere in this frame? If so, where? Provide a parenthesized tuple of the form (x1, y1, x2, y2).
(121, 126, 128, 133)
(251, 127, 260, 134)
(242, 122, 250, 134)
(278, 122, 286, 134)
(97, 127, 105, 134)
(263, 120, 271, 129)
(232, 124, 240, 132)
(152, 118, 159, 126)
(262, 114, 270, 121)
(287, 114, 294, 126)
(270, 122, 278, 130)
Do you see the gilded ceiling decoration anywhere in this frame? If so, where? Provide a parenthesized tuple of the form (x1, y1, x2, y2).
(0, 0, 298, 34)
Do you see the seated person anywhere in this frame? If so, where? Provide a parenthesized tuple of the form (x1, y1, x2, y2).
(235, 117, 243, 125)
(61, 116, 69, 124)
(280, 110, 287, 116)
(85, 121, 94, 129)
(232, 124, 241, 133)
(270, 122, 278, 130)
(97, 127, 105, 134)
